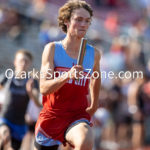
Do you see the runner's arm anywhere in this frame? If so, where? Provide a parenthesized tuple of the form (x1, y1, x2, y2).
(86, 48, 101, 116)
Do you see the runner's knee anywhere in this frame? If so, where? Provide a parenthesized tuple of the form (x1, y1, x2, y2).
(76, 134, 93, 150)
(0, 125, 11, 143)
(66, 122, 94, 150)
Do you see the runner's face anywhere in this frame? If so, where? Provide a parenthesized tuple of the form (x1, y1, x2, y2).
(67, 8, 91, 38)
(14, 53, 31, 72)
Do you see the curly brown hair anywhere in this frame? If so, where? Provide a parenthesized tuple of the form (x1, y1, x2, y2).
(58, 0, 93, 33)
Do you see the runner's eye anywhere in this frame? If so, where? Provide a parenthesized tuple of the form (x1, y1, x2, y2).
(75, 18, 83, 22)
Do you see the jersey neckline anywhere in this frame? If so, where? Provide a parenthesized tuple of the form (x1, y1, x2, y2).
(59, 41, 79, 61)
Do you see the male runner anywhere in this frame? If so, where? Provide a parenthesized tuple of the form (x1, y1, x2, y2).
(34, 1, 101, 150)
(0, 50, 40, 150)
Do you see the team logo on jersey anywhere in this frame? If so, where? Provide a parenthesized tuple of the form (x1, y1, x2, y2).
(54, 67, 91, 87)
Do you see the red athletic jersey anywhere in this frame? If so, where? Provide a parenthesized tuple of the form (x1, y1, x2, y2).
(35, 41, 95, 143)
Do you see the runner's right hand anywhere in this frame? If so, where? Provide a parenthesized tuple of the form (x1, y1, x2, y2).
(68, 65, 84, 80)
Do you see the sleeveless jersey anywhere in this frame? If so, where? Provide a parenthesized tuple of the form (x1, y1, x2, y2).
(35, 41, 95, 143)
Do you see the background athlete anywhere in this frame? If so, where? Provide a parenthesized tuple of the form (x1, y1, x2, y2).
(0, 50, 40, 150)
